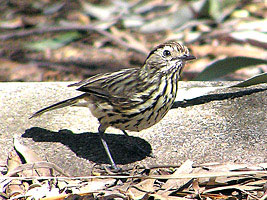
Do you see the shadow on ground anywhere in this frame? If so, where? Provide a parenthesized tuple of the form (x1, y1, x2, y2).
(172, 87, 267, 108)
(23, 127, 152, 165)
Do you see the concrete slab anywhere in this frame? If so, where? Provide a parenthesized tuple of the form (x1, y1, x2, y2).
(0, 82, 266, 176)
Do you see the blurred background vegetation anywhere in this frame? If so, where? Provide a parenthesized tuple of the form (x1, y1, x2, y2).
(0, 0, 266, 82)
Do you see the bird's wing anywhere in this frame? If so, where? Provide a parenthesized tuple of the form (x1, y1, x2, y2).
(68, 68, 142, 104)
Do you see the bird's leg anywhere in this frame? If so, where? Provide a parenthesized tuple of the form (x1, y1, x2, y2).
(122, 130, 155, 158)
(98, 125, 119, 170)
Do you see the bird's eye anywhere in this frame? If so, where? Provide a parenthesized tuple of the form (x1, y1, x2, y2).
(163, 50, 171, 57)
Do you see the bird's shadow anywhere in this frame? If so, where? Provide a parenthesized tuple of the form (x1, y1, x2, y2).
(23, 87, 266, 165)
(22, 127, 152, 165)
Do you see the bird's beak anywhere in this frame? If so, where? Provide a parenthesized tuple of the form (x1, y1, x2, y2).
(171, 54, 196, 61)
(180, 54, 196, 61)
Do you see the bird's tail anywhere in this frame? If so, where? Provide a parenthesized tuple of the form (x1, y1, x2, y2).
(29, 94, 86, 119)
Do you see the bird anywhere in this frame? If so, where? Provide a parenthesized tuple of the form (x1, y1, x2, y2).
(30, 41, 196, 169)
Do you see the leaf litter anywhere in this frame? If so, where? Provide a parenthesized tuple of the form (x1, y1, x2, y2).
(0, 137, 266, 200)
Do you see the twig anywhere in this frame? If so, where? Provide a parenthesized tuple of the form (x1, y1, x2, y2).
(1, 170, 267, 180)
(121, 164, 184, 171)
(0, 25, 147, 55)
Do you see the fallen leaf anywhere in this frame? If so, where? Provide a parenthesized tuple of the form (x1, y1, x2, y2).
(13, 135, 51, 176)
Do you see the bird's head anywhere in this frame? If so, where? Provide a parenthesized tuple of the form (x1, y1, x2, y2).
(144, 41, 196, 74)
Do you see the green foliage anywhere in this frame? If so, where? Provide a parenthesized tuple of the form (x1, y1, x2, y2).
(230, 73, 267, 87)
(25, 32, 81, 51)
(194, 56, 267, 81)
(198, 0, 239, 22)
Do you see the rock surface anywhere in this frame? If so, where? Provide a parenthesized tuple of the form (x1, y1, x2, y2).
(0, 82, 266, 176)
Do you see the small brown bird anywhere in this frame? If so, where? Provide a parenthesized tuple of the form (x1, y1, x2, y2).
(30, 41, 196, 169)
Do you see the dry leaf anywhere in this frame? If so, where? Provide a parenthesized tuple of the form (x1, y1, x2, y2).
(13, 136, 51, 176)
(127, 179, 155, 199)
(7, 151, 22, 174)
(157, 160, 194, 196)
